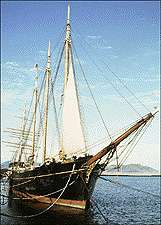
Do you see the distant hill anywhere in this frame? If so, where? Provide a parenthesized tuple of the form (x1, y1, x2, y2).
(106, 164, 159, 174)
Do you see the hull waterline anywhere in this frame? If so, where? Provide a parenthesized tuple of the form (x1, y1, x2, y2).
(9, 157, 101, 213)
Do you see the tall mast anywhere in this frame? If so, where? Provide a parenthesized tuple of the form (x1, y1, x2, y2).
(59, 1, 71, 160)
(31, 64, 39, 164)
(43, 41, 51, 162)
(64, 0, 71, 88)
(60, 1, 86, 159)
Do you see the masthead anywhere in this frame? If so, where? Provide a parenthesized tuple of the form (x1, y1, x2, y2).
(47, 40, 51, 69)
(67, 0, 70, 24)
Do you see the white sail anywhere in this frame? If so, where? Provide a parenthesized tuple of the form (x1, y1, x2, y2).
(61, 51, 86, 157)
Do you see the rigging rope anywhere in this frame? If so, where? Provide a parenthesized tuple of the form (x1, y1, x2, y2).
(10, 95, 34, 164)
(102, 62, 151, 113)
(70, 46, 88, 151)
(103, 119, 152, 174)
(16, 73, 46, 165)
(10, 27, 66, 166)
(50, 25, 66, 59)
(72, 40, 113, 142)
(103, 127, 145, 172)
(54, 117, 141, 158)
(34, 32, 65, 161)
(113, 124, 146, 168)
(48, 42, 65, 146)
(34, 98, 45, 162)
(118, 118, 153, 167)
(11, 168, 85, 180)
(50, 85, 61, 149)
(71, 28, 151, 115)
(50, 42, 65, 90)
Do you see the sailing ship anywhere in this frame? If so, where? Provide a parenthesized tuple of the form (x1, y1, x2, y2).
(5, 2, 158, 214)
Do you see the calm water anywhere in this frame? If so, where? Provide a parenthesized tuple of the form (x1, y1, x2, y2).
(1, 177, 160, 225)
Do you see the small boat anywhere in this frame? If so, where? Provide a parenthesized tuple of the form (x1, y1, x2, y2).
(5, 2, 158, 215)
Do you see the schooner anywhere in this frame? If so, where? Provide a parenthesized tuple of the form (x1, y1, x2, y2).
(4, 2, 158, 214)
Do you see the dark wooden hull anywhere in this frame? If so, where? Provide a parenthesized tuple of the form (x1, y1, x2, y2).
(9, 156, 101, 213)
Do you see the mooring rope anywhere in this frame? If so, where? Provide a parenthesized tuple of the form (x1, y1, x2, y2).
(0, 174, 79, 201)
(91, 197, 109, 224)
(99, 176, 160, 198)
(11, 167, 85, 180)
(12, 179, 34, 187)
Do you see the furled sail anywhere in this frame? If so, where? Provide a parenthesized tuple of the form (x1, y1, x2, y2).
(61, 49, 86, 157)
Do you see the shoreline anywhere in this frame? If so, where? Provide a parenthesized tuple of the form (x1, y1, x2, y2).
(101, 173, 161, 177)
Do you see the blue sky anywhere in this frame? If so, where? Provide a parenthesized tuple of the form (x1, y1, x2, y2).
(1, 1, 160, 169)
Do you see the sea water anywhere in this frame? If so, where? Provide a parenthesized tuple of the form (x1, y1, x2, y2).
(1, 176, 160, 225)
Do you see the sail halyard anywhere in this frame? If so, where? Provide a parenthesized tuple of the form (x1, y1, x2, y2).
(18, 105, 26, 164)
(43, 41, 51, 162)
(31, 64, 39, 164)
(60, 2, 86, 159)
(17, 105, 28, 165)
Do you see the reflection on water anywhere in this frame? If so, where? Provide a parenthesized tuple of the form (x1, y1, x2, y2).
(1, 177, 160, 225)
(1, 203, 114, 225)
